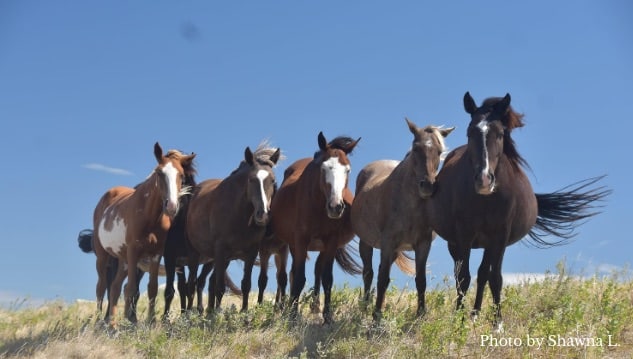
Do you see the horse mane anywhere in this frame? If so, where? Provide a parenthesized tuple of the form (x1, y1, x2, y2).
(481, 97, 530, 172)
(313, 136, 358, 159)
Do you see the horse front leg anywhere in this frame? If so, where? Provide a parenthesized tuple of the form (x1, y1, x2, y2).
(311, 253, 324, 314)
(257, 251, 270, 305)
(146, 254, 161, 324)
(241, 251, 257, 312)
(107, 258, 127, 325)
(289, 244, 307, 322)
(414, 233, 433, 317)
(448, 242, 472, 313)
(473, 248, 492, 321)
(275, 246, 289, 307)
(487, 245, 506, 332)
(163, 252, 177, 321)
(320, 250, 336, 324)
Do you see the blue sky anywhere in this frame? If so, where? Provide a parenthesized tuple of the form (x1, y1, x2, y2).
(0, 1, 631, 307)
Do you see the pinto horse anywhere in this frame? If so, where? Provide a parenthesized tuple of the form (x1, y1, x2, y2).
(428, 92, 610, 330)
(93, 143, 195, 323)
(186, 143, 281, 314)
(271, 132, 362, 324)
(352, 119, 454, 319)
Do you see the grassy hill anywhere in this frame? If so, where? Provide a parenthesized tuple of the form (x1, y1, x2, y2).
(1, 265, 632, 358)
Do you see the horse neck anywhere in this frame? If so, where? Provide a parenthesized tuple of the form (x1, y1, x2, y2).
(134, 172, 167, 224)
(390, 155, 419, 189)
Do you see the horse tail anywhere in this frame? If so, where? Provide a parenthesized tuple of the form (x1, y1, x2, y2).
(527, 175, 611, 248)
(335, 242, 362, 275)
(394, 251, 416, 276)
(224, 272, 243, 296)
(77, 229, 94, 253)
(136, 260, 167, 276)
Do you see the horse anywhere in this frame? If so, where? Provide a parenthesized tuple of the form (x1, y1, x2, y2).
(428, 92, 611, 330)
(271, 132, 362, 324)
(92, 143, 196, 324)
(351, 119, 454, 320)
(185, 143, 281, 314)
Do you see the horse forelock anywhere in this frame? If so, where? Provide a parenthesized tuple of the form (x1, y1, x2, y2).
(328, 136, 357, 154)
(165, 149, 198, 177)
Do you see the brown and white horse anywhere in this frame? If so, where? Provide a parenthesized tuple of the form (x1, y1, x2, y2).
(93, 143, 195, 324)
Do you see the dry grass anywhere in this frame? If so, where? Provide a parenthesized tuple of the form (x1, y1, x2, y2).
(1, 266, 632, 358)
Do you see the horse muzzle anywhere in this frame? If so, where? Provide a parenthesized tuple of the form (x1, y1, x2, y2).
(474, 171, 496, 195)
(418, 179, 436, 199)
(252, 208, 270, 226)
(326, 202, 345, 219)
(163, 199, 179, 218)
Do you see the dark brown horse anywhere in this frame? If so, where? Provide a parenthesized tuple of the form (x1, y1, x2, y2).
(93, 143, 196, 323)
(352, 119, 454, 319)
(428, 92, 610, 330)
(271, 132, 362, 324)
(186, 143, 281, 314)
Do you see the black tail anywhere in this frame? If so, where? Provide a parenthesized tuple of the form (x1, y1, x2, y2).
(527, 175, 611, 248)
(335, 239, 362, 275)
(77, 229, 94, 253)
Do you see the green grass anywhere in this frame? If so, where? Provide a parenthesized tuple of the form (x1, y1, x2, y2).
(1, 265, 632, 358)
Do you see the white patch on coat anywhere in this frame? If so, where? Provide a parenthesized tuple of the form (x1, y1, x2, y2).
(97, 213, 127, 255)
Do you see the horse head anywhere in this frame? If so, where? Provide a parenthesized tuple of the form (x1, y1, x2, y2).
(316, 132, 361, 219)
(406, 118, 454, 198)
(244, 144, 281, 226)
(464, 92, 520, 195)
(153, 142, 197, 218)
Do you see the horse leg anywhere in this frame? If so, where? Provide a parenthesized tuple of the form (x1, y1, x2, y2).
(275, 246, 289, 307)
(414, 234, 433, 317)
(95, 253, 109, 316)
(359, 240, 374, 302)
(197, 262, 212, 314)
(311, 253, 324, 313)
(257, 251, 270, 305)
(124, 251, 140, 323)
(289, 245, 307, 322)
(487, 245, 506, 331)
(107, 259, 127, 324)
(163, 252, 177, 321)
(146, 255, 161, 324)
(473, 248, 492, 321)
(374, 245, 396, 321)
(241, 252, 257, 312)
(320, 251, 336, 324)
(176, 267, 188, 314)
(448, 242, 472, 312)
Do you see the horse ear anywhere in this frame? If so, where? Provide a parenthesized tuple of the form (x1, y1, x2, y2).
(440, 127, 455, 138)
(345, 137, 361, 154)
(182, 152, 196, 168)
(494, 93, 511, 115)
(405, 117, 417, 134)
(244, 147, 254, 166)
(270, 148, 281, 165)
(464, 92, 477, 114)
(154, 142, 164, 163)
(317, 131, 327, 151)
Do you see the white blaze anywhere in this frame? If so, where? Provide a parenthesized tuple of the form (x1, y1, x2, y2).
(161, 162, 180, 207)
(322, 157, 350, 205)
(256, 169, 270, 213)
(477, 120, 490, 176)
